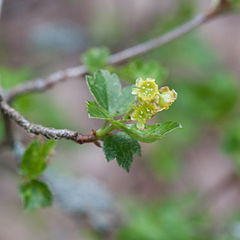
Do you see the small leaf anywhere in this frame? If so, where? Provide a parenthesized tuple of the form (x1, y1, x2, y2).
(86, 70, 136, 116)
(20, 140, 56, 179)
(111, 121, 181, 143)
(86, 101, 112, 120)
(103, 132, 141, 172)
(116, 59, 168, 85)
(81, 47, 110, 73)
(19, 180, 52, 210)
(39, 139, 56, 162)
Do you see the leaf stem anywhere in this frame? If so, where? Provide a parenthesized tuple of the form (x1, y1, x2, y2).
(96, 124, 116, 138)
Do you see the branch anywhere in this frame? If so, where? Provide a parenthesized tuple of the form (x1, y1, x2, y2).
(6, 3, 225, 102)
(0, 93, 97, 145)
(7, 65, 88, 103)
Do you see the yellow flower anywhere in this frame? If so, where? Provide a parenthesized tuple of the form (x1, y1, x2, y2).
(130, 77, 177, 129)
(132, 78, 159, 101)
(157, 86, 177, 111)
(131, 102, 157, 129)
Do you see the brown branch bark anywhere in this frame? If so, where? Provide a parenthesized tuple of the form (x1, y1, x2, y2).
(6, 4, 223, 102)
(0, 94, 97, 145)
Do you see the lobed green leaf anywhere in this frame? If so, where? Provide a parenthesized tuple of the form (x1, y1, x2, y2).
(103, 132, 141, 172)
(86, 101, 112, 120)
(111, 121, 181, 143)
(86, 70, 136, 116)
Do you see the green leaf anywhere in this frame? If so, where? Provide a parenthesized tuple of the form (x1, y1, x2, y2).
(20, 140, 56, 179)
(86, 70, 136, 116)
(111, 121, 181, 143)
(81, 47, 110, 73)
(19, 180, 52, 210)
(117, 197, 206, 240)
(116, 59, 168, 85)
(103, 132, 141, 172)
(115, 85, 136, 116)
(86, 101, 112, 120)
(39, 139, 56, 161)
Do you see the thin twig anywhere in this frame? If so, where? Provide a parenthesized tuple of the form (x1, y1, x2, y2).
(108, 14, 207, 65)
(7, 5, 222, 102)
(7, 65, 88, 103)
(0, 94, 97, 144)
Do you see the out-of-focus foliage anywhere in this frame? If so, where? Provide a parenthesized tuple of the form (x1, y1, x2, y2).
(19, 180, 52, 210)
(20, 140, 56, 180)
(222, 121, 240, 172)
(231, 0, 240, 9)
(19, 140, 56, 209)
(223, 121, 240, 157)
(116, 59, 167, 85)
(216, 215, 240, 240)
(82, 47, 110, 73)
(171, 72, 237, 123)
(117, 198, 209, 240)
(0, 66, 31, 89)
(148, 0, 195, 40)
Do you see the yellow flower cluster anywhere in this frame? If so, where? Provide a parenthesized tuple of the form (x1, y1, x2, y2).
(131, 78, 177, 129)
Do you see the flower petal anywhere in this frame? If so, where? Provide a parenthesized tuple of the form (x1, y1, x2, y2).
(131, 88, 139, 95)
(146, 78, 155, 82)
(136, 78, 144, 87)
